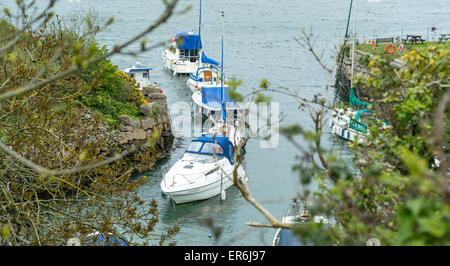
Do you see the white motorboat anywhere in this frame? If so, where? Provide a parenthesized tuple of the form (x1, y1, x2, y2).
(123, 62, 157, 89)
(160, 134, 247, 204)
(272, 200, 332, 246)
(162, 31, 204, 75)
(162, 0, 218, 76)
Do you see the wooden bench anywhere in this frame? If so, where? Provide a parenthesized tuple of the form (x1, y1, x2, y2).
(402, 35, 425, 44)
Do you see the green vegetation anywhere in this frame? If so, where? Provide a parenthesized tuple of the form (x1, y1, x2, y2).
(295, 42, 450, 245)
(353, 41, 448, 58)
(229, 38, 449, 246)
(0, 0, 178, 246)
(79, 57, 147, 127)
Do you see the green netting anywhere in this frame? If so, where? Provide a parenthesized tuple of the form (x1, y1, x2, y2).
(349, 109, 370, 133)
(349, 88, 370, 106)
(349, 119, 368, 133)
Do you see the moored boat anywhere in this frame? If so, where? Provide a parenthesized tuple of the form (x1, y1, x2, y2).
(162, 31, 204, 75)
(272, 199, 332, 246)
(162, 0, 218, 76)
(123, 62, 156, 89)
(160, 134, 247, 204)
(187, 62, 221, 93)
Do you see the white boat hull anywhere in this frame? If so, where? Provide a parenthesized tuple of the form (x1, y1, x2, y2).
(161, 166, 246, 204)
(330, 118, 365, 143)
(329, 108, 366, 143)
(162, 49, 202, 75)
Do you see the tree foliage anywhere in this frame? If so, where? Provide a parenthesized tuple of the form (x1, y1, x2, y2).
(0, 0, 180, 246)
(291, 42, 449, 246)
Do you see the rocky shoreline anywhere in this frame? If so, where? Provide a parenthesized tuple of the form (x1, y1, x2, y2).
(79, 85, 173, 172)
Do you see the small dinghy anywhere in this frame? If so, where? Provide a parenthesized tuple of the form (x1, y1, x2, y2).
(160, 134, 247, 204)
(272, 199, 331, 246)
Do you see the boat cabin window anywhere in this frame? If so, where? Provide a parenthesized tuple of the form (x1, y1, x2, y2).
(179, 49, 198, 63)
(143, 72, 148, 79)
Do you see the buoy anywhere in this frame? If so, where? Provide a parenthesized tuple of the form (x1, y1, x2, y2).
(372, 41, 376, 51)
(386, 43, 397, 54)
(221, 190, 226, 201)
(160, 89, 163, 93)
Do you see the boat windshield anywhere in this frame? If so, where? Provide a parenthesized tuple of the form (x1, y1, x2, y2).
(182, 153, 223, 163)
(186, 141, 203, 153)
(184, 141, 225, 163)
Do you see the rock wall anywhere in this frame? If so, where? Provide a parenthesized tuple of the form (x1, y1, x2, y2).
(79, 85, 173, 172)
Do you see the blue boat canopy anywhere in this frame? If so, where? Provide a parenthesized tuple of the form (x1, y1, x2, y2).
(201, 52, 219, 66)
(186, 134, 234, 164)
(201, 86, 238, 109)
(176, 31, 202, 50)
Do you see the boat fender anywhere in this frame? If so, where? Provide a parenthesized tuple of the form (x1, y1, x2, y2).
(198, 86, 202, 91)
(221, 190, 226, 201)
(386, 43, 397, 54)
(399, 43, 404, 53)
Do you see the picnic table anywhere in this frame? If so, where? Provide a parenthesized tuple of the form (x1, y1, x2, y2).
(402, 35, 425, 44)
(438, 34, 450, 42)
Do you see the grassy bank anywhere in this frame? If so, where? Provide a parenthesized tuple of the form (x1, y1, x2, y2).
(348, 41, 449, 59)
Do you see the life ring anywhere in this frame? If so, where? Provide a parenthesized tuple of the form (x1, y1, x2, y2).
(386, 43, 397, 54)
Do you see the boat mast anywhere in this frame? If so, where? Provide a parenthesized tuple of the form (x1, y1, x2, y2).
(335, 0, 353, 98)
(197, 0, 202, 68)
(220, 11, 226, 121)
(220, 11, 227, 122)
(350, 0, 357, 88)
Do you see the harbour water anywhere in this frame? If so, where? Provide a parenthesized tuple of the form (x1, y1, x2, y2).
(5, 0, 449, 245)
